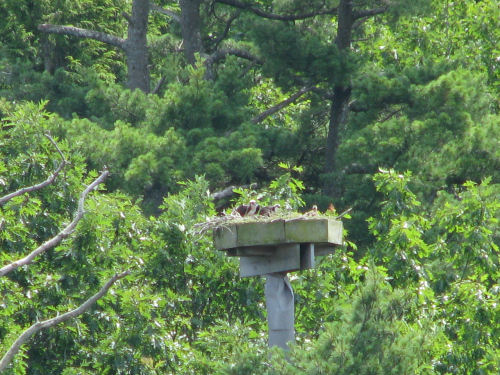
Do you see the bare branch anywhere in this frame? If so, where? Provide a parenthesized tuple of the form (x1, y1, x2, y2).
(150, 3, 181, 23)
(151, 76, 167, 95)
(0, 270, 130, 372)
(211, 183, 257, 201)
(0, 168, 109, 277)
(212, 185, 237, 201)
(38, 24, 126, 50)
(215, 0, 337, 21)
(0, 134, 67, 206)
(335, 207, 352, 219)
(251, 86, 314, 124)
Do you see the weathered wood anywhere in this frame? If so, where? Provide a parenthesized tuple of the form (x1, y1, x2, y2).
(265, 273, 294, 350)
(285, 218, 342, 244)
(237, 221, 285, 246)
(227, 246, 276, 257)
(300, 243, 315, 269)
(214, 224, 237, 249)
(214, 218, 343, 275)
(214, 218, 343, 250)
(239, 244, 300, 277)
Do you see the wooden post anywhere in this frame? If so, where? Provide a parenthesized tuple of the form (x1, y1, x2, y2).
(265, 272, 294, 350)
(213, 218, 343, 351)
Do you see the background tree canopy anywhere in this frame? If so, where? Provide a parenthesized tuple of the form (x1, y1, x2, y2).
(0, 0, 498, 374)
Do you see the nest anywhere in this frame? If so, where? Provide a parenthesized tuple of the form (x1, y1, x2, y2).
(192, 211, 327, 236)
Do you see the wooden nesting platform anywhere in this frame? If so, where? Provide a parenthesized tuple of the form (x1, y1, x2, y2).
(213, 218, 343, 277)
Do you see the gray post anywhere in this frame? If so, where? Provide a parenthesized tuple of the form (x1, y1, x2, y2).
(264, 272, 294, 350)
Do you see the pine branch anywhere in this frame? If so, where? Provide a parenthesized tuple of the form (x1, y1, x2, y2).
(37, 24, 127, 50)
(215, 0, 337, 21)
(0, 168, 109, 277)
(251, 86, 314, 124)
(0, 134, 67, 206)
(0, 270, 130, 371)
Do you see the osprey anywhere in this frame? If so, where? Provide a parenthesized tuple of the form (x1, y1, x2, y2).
(259, 203, 281, 217)
(232, 200, 258, 217)
(305, 205, 318, 217)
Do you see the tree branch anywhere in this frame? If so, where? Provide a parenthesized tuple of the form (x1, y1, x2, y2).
(212, 185, 238, 201)
(37, 24, 127, 50)
(204, 47, 263, 80)
(215, 0, 337, 21)
(251, 86, 314, 124)
(211, 183, 257, 201)
(0, 270, 130, 372)
(151, 76, 167, 95)
(0, 134, 67, 206)
(205, 47, 263, 67)
(150, 3, 181, 23)
(0, 168, 109, 277)
(212, 10, 241, 49)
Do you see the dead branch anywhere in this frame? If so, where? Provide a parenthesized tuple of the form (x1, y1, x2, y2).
(152, 76, 167, 95)
(0, 168, 109, 277)
(150, 3, 181, 23)
(212, 185, 238, 201)
(211, 183, 257, 201)
(0, 270, 130, 372)
(215, 0, 337, 21)
(251, 86, 315, 124)
(0, 134, 67, 206)
(37, 24, 126, 50)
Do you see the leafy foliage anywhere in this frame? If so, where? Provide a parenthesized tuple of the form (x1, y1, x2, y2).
(1, 0, 499, 373)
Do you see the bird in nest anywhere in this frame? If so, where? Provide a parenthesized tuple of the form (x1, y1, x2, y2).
(232, 201, 281, 218)
(304, 205, 318, 217)
(258, 203, 281, 217)
(232, 200, 259, 217)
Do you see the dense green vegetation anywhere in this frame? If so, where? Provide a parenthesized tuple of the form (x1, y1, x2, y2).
(1, 0, 498, 373)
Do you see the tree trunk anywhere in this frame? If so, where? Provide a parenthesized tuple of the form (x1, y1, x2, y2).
(40, 34, 55, 74)
(38, 0, 150, 92)
(125, 0, 150, 92)
(179, 0, 204, 65)
(324, 0, 354, 196)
